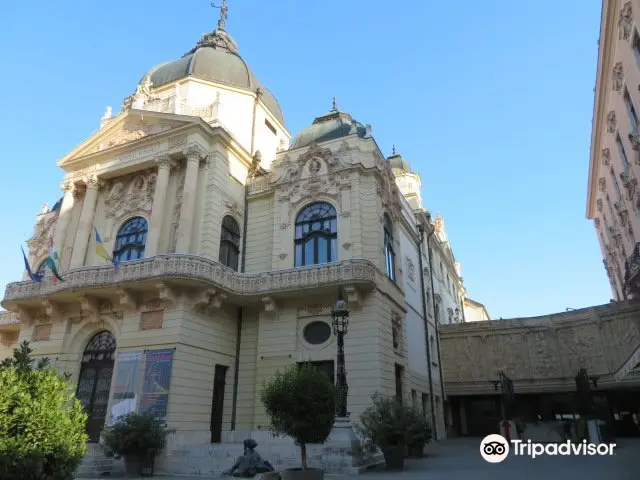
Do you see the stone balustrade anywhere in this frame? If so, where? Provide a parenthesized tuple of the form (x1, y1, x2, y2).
(2, 255, 378, 305)
(0, 310, 19, 327)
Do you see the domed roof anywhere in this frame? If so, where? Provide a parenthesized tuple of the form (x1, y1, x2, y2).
(142, 28, 284, 125)
(291, 107, 367, 149)
(388, 148, 412, 173)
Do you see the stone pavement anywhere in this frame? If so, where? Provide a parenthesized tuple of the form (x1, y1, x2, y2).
(77, 437, 640, 480)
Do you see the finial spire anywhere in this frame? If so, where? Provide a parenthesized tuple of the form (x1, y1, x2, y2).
(392, 145, 397, 156)
(332, 97, 338, 112)
(211, 0, 229, 30)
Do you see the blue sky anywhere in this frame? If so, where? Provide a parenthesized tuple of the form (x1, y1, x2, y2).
(0, 0, 608, 318)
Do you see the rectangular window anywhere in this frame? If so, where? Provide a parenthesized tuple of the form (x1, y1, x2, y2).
(616, 134, 629, 168)
(297, 360, 335, 385)
(264, 119, 277, 135)
(395, 364, 404, 402)
(634, 30, 640, 69)
(624, 88, 638, 131)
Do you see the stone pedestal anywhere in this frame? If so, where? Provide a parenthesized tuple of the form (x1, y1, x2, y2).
(324, 417, 382, 474)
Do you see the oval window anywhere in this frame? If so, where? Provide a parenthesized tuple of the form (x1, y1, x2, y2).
(303, 321, 332, 345)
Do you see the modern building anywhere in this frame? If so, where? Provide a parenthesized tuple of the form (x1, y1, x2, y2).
(463, 298, 491, 322)
(0, 7, 469, 475)
(587, 0, 640, 299)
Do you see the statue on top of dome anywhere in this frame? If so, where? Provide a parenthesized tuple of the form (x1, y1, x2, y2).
(211, 0, 228, 31)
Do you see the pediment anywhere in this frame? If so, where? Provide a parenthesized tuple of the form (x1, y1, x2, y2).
(58, 110, 201, 168)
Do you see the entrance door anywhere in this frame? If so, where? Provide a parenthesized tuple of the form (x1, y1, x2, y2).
(210, 364, 228, 443)
(75, 331, 116, 442)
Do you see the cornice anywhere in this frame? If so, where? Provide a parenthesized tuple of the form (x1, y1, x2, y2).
(587, 0, 618, 218)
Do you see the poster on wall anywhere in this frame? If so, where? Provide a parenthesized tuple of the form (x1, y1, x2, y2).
(109, 351, 143, 425)
(140, 349, 175, 425)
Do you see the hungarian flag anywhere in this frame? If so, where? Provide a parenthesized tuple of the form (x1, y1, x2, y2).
(46, 237, 64, 283)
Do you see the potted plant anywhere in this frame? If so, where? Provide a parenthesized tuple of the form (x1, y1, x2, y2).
(101, 412, 172, 477)
(407, 416, 432, 458)
(261, 363, 336, 480)
(355, 393, 423, 470)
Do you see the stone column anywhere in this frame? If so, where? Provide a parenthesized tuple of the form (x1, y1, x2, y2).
(175, 145, 207, 253)
(53, 181, 76, 255)
(70, 175, 99, 268)
(145, 155, 172, 257)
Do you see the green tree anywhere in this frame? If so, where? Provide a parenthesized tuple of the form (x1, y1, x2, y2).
(0, 341, 88, 480)
(261, 363, 335, 470)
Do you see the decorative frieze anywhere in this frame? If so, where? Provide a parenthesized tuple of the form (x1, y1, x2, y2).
(607, 111, 617, 134)
(619, 2, 633, 41)
(104, 169, 156, 221)
(612, 62, 624, 92)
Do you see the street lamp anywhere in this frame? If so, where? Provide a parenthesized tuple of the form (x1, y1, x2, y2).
(332, 298, 350, 418)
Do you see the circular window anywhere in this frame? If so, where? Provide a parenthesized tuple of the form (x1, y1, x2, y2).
(303, 321, 332, 345)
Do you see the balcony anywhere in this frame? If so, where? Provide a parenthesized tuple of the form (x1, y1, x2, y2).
(2, 255, 379, 315)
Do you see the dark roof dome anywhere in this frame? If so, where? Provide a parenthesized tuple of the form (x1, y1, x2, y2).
(142, 27, 284, 125)
(388, 148, 412, 173)
(291, 106, 367, 149)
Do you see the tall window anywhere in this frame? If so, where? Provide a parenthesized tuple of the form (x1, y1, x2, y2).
(616, 134, 630, 169)
(219, 216, 240, 270)
(294, 202, 337, 267)
(624, 88, 638, 131)
(113, 217, 147, 263)
(634, 30, 640, 70)
(383, 214, 396, 281)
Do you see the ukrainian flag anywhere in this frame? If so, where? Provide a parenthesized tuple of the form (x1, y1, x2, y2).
(95, 227, 118, 267)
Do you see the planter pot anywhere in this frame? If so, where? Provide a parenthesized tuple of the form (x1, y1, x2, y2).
(123, 450, 156, 477)
(123, 455, 142, 476)
(382, 445, 405, 470)
(408, 444, 425, 458)
(279, 467, 325, 480)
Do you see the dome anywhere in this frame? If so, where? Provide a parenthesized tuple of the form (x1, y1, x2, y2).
(388, 153, 412, 173)
(290, 109, 367, 149)
(142, 28, 285, 125)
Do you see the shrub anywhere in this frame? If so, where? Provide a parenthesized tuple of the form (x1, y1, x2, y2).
(356, 393, 428, 451)
(261, 363, 336, 469)
(0, 341, 88, 480)
(101, 412, 171, 458)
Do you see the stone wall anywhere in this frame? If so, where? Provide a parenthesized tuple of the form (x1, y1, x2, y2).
(440, 300, 640, 395)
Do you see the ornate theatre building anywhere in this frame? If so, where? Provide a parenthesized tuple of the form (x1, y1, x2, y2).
(0, 7, 469, 475)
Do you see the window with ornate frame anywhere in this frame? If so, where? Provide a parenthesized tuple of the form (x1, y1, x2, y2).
(383, 214, 396, 281)
(113, 216, 148, 264)
(219, 216, 241, 270)
(294, 202, 337, 267)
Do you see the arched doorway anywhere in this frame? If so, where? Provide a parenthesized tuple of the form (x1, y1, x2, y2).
(75, 331, 116, 442)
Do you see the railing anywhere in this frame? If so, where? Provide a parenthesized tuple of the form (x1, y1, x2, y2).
(3, 255, 378, 303)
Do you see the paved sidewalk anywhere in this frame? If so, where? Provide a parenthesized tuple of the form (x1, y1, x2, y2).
(77, 437, 640, 480)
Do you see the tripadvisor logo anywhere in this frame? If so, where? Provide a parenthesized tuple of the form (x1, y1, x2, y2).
(512, 440, 616, 458)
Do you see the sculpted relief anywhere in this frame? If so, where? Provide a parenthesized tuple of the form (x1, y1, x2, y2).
(27, 212, 58, 260)
(94, 117, 175, 153)
(104, 169, 157, 221)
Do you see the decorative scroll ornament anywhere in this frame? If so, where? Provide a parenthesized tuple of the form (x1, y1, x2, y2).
(619, 3, 633, 41)
(614, 201, 629, 226)
(607, 111, 617, 133)
(628, 125, 640, 151)
(597, 198, 604, 212)
(601, 148, 611, 166)
(612, 62, 624, 92)
(594, 217, 601, 229)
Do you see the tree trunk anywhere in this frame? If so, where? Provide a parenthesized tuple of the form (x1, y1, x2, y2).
(300, 442, 307, 470)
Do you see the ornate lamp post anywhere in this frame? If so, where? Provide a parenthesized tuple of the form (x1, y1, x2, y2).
(332, 298, 350, 418)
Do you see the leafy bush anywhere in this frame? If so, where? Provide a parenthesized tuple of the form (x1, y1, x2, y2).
(261, 363, 336, 469)
(101, 412, 171, 458)
(0, 341, 88, 480)
(356, 393, 428, 451)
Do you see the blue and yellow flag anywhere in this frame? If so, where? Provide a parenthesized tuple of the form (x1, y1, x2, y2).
(94, 227, 119, 267)
(21, 246, 44, 282)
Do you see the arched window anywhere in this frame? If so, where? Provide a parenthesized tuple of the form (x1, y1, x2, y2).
(219, 216, 240, 270)
(113, 217, 148, 264)
(294, 202, 337, 267)
(384, 214, 396, 281)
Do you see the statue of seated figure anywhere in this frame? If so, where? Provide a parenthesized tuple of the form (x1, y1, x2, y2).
(222, 438, 276, 478)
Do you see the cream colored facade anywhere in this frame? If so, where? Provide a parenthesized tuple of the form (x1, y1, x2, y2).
(462, 298, 491, 322)
(0, 14, 471, 475)
(587, 1, 640, 299)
